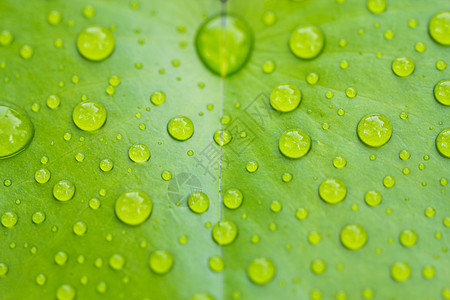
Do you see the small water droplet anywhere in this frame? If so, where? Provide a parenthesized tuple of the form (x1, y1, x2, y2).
(399, 229, 417, 247)
(289, 25, 325, 59)
(278, 129, 311, 159)
(53, 180, 75, 201)
(72, 100, 107, 131)
(392, 57, 415, 77)
(436, 128, 450, 158)
(212, 220, 238, 246)
(340, 224, 367, 250)
(149, 250, 174, 274)
(214, 129, 232, 146)
(115, 190, 152, 225)
(109, 253, 125, 270)
(56, 284, 76, 300)
(433, 79, 450, 106)
(77, 26, 115, 61)
(32, 211, 46, 224)
(319, 178, 347, 204)
(269, 83, 301, 112)
(390, 262, 411, 282)
(333, 156, 347, 168)
(167, 116, 194, 141)
(188, 192, 210, 214)
(99, 158, 114, 172)
(1, 212, 18, 228)
(357, 113, 392, 147)
(150, 91, 166, 105)
(47, 10, 62, 25)
(208, 255, 225, 272)
(73, 221, 87, 236)
(128, 144, 151, 162)
(366, 0, 386, 13)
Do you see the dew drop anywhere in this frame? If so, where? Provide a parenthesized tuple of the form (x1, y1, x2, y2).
(345, 87, 357, 98)
(0, 30, 14, 46)
(128, 144, 151, 162)
(295, 208, 308, 220)
(306, 73, 319, 85)
(56, 284, 76, 300)
(340, 224, 367, 250)
(223, 188, 243, 209)
(383, 175, 395, 188)
(35, 273, 46, 286)
(0, 102, 34, 159)
(212, 220, 238, 246)
(214, 129, 232, 146)
(333, 156, 347, 168)
(32, 211, 46, 224)
(149, 250, 174, 275)
(54, 251, 68, 265)
(428, 11, 450, 46)
(188, 192, 210, 214)
(422, 265, 435, 279)
(89, 198, 101, 209)
(167, 116, 194, 141)
(109, 253, 125, 270)
(319, 178, 347, 204)
(434, 79, 450, 106)
(72, 100, 107, 131)
(195, 14, 253, 77)
(34, 168, 51, 184)
(269, 83, 301, 112)
(82, 6, 95, 18)
(390, 262, 411, 282)
(289, 25, 325, 59)
(73, 221, 87, 236)
(115, 190, 152, 226)
(150, 91, 166, 105)
(263, 11, 276, 26)
(19, 45, 33, 59)
(53, 180, 75, 201)
(357, 113, 392, 147)
(366, 0, 386, 13)
(391, 57, 415, 77)
(262, 60, 275, 73)
(415, 41, 426, 53)
(108, 75, 120, 86)
(77, 26, 115, 61)
(99, 158, 114, 172)
(246, 161, 258, 173)
(399, 229, 417, 247)
(364, 190, 382, 207)
(308, 231, 322, 244)
(208, 255, 224, 272)
(1, 212, 18, 227)
(247, 257, 276, 285)
(311, 259, 326, 275)
(47, 10, 62, 25)
(282, 172, 293, 182)
(436, 128, 450, 158)
(436, 60, 447, 71)
(278, 129, 311, 159)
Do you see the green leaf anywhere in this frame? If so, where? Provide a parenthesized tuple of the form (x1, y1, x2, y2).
(1, 0, 449, 299)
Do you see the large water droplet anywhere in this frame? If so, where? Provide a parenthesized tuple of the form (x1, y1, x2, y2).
(167, 116, 194, 141)
(428, 11, 450, 46)
(357, 113, 392, 147)
(319, 178, 347, 204)
(366, 0, 386, 14)
(0, 102, 34, 159)
(128, 144, 151, 162)
(278, 129, 311, 159)
(56, 284, 76, 300)
(77, 26, 115, 61)
(195, 14, 253, 77)
(115, 190, 152, 225)
(434, 79, 450, 106)
(390, 262, 411, 282)
(436, 128, 450, 158)
(212, 220, 238, 246)
(289, 25, 325, 59)
(391, 57, 415, 77)
(72, 100, 107, 131)
(53, 180, 75, 201)
(340, 224, 367, 250)
(399, 229, 417, 247)
(247, 257, 276, 285)
(269, 83, 302, 112)
(223, 188, 243, 209)
(188, 192, 210, 214)
(149, 250, 174, 275)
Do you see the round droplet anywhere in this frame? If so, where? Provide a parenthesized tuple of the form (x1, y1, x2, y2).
(383, 175, 395, 188)
(214, 129, 232, 146)
(56, 284, 76, 300)
(208, 255, 224, 272)
(0, 30, 14, 46)
(0, 263, 8, 276)
(333, 156, 346, 168)
(72, 101, 107, 131)
(54, 251, 68, 265)
(212, 220, 238, 246)
(115, 190, 152, 226)
(278, 129, 311, 159)
(77, 26, 115, 61)
(167, 116, 194, 141)
(35, 168, 51, 184)
(434, 79, 450, 106)
(247, 257, 276, 285)
(269, 83, 302, 112)
(436, 128, 450, 158)
(319, 178, 347, 204)
(188, 192, 210, 214)
(53, 180, 75, 201)
(262, 60, 275, 73)
(392, 57, 415, 77)
(195, 14, 253, 76)
(308, 231, 322, 244)
(364, 190, 382, 207)
(223, 188, 243, 209)
(99, 158, 114, 172)
(246, 161, 258, 173)
(399, 229, 417, 247)
(73, 221, 87, 236)
(47, 10, 62, 25)
(391, 262, 411, 282)
(340, 224, 367, 250)
(428, 11, 450, 46)
(289, 25, 325, 59)
(46, 95, 60, 109)
(35, 273, 46, 286)
(357, 113, 392, 147)
(1, 212, 18, 228)
(422, 265, 435, 279)
(150, 91, 166, 105)
(109, 254, 125, 270)
(296, 208, 308, 220)
(128, 144, 151, 162)
(399, 150, 411, 160)
(311, 259, 327, 274)
(149, 250, 174, 275)
(0, 102, 34, 159)
(19, 45, 33, 59)
(32, 211, 46, 224)
(366, 0, 386, 13)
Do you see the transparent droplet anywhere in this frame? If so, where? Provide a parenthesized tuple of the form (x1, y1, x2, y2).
(149, 250, 174, 275)
(278, 128, 311, 159)
(46, 95, 60, 109)
(346, 87, 357, 98)
(72, 100, 107, 131)
(56, 284, 76, 300)
(53, 180, 76, 201)
(161, 170, 172, 181)
(306, 73, 319, 85)
(0, 102, 35, 159)
(281, 172, 293, 182)
(436, 60, 447, 71)
(0, 30, 14, 46)
(262, 60, 275, 73)
(167, 116, 194, 141)
(422, 265, 435, 279)
(208, 255, 224, 272)
(54, 251, 68, 265)
(340, 224, 367, 250)
(82, 6, 95, 18)
(128, 144, 151, 162)
(195, 14, 253, 76)
(399, 229, 417, 247)
(364, 190, 382, 207)
(311, 259, 326, 274)
(399, 150, 410, 160)
(19, 45, 33, 59)
(383, 175, 395, 188)
(428, 11, 450, 46)
(392, 57, 415, 77)
(89, 198, 101, 209)
(212, 220, 238, 246)
(99, 158, 114, 172)
(269, 83, 301, 112)
(263, 11, 276, 25)
(433, 79, 450, 106)
(1, 212, 18, 228)
(289, 25, 325, 59)
(214, 129, 232, 146)
(415, 41, 426, 53)
(319, 178, 347, 204)
(188, 192, 210, 214)
(333, 156, 347, 168)
(35, 273, 46, 286)
(115, 190, 152, 225)
(108, 75, 120, 86)
(246, 161, 258, 173)
(390, 262, 411, 282)
(109, 253, 125, 270)
(295, 208, 308, 220)
(32, 211, 46, 224)
(357, 113, 392, 147)
(47, 10, 62, 25)
(436, 128, 450, 158)
(270, 200, 282, 213)
(150, 91, 166, 105)
(366, 0, 386, 13)
(223, 188, 243, 209)
(247, 257, 276, 285)
(73, 221, 87, 236)
(308, 231, 322, 244)
(77, 26, 115, 61)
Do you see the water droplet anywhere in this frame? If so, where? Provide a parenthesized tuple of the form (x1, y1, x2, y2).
(128, 144, 151, 162)
(246, 161, 258, 173)
(289, 25, 325, 59)
(35, 273, 46, 286)
(247, 257, 276, 285)
(278, 129, 311, 159)
(346, 87, 357, 98)
(75, 152, 85, 162)
(306, 73, 319, 85)
(56, 284, 76, 300)
(149, 250, 174, 274)
(366, 0, 386, 13)
(47, 10, 62, 25)
(109, 253, 125, 270)
(399, 150, 410, 160)
(436, 128, 450, 158)
(99, 158, 114, 172)
(364, 190, 382, 207)
(390, 262, 411, 282)
(333, 156, 347, 168)
(0, 30, 14, 46)
(212, 220, 238, 246)
(295, 208, 308, 220)
(408, 18, 418, 28)
(208, 255, 224, 272)
(32, 211, 46, 224)
(340, 224, 367, 250)
(150, 91, 166, 105)
(19, 45, 33, 59)
(72, 100, 107, 131)
(115, 190, 152, 226)
(161, 170, 172, 181)
(422, 265, 435, 279)
(190, 293, 215, 300)
(319, 178, 347, 204)
(269, 83, 301, 112)
(195, 14, 253, 76)
(73, 221, 87, 236)
(53, 180, 75, 201)
(270, 200, 282, 213)
(1, 212, 18, 228)
(399, 229, 417, 247)
(311, 259, 326, 274)
(357, 113, 392, 147)
(167, 116, 194, 141)
(383, 175, 395, 188)
(0, 103, 34, 159)
(436, 60, 447, 71)
(82, 6, 95, 18)
(429, 11, 450, 46)
(263, 11, 276, 26)
(282, 172, 293, 182)
(262, 60, 275, 73)
(308, 231, 321, 244)
(214, 129, 232, 146)
(391, 57, 415, 77)
(34, 168, 51, 184)
(77, 26, 115, 61)
(46, 95, 60, 109)
(89, 198, 101, 209)
(434, 79, 450, 106)
(384, 29, 394, 40)
(223, 188, 243, 209)
(415, 41, 426, 53)
(188, 192, 209, 214)
(54, 251, 68, 265)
